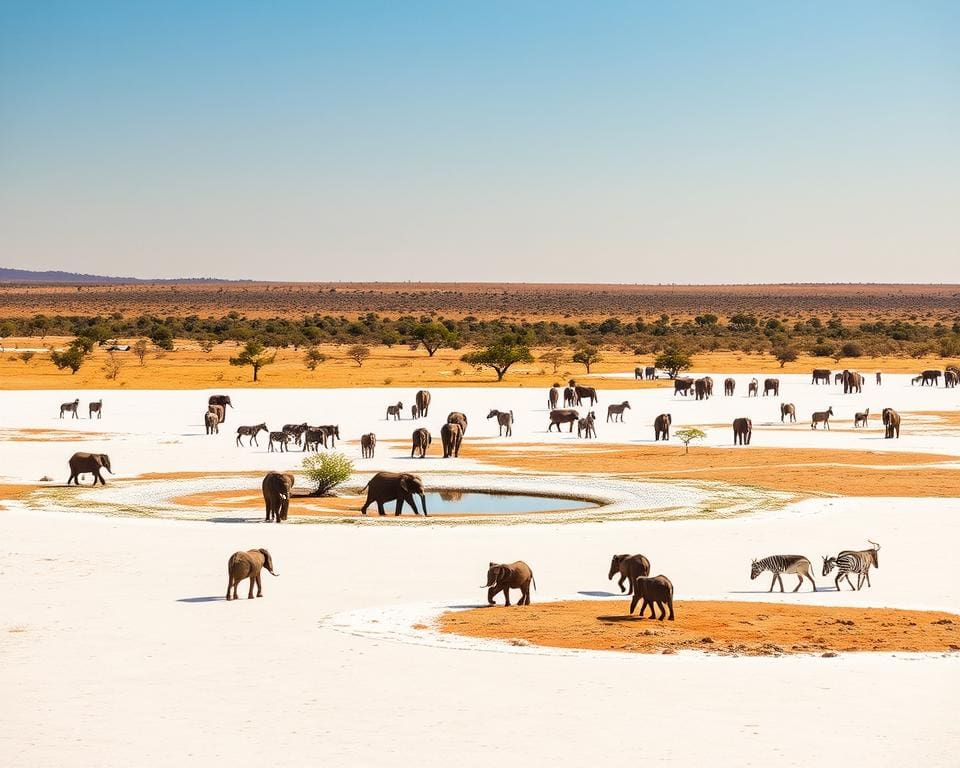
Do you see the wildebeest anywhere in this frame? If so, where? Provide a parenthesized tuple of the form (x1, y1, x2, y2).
(549, 409, 579, 432)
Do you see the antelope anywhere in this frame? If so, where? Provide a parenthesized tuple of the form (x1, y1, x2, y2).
(385, 402, 403, 420)
(854, 408, 870, 428)
(486, 409, 514, 437)
(811, 407, 834, 429)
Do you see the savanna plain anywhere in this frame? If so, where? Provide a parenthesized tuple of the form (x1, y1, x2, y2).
(1, 283, 959, 767)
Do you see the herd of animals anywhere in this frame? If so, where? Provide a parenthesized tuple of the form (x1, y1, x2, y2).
(223, 540, 882, 620)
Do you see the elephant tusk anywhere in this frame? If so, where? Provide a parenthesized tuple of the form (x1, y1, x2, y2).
(480, 582, 496, 589)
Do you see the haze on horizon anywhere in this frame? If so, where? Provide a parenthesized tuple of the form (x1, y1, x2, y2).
(1, 2, 958, 284)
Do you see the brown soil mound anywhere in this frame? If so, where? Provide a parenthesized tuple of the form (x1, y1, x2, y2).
(471, 444, 960, 497)
(439, 600, 960, 656)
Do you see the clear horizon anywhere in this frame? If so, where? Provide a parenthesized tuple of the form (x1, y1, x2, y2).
(1, 2, 958, 282)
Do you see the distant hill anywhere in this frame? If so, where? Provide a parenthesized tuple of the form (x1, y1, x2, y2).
(0, 267, 244, 284)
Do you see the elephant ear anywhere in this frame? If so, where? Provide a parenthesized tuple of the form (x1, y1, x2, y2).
(399, 476, 410, 493)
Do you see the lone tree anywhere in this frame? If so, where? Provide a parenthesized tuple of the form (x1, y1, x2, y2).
(348, 344, 371, 367)
(772, 345, 798, 368)
(133, 339, 149, 366)
(461, 334, 534, 381)
(572, 345, 601, 374)
(654, 347, 692, 379)
(51, 345, 86, 375)
(539, 349, 566, 374)
(674, 427, 706, 455)
(301, 452, 353, 496)
(229, 341, 276, 382)
(411, 321, 459, 357)
(304, 347, 327, 371)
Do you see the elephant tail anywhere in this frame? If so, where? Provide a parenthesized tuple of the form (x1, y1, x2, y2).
(531, 573, 537, 592)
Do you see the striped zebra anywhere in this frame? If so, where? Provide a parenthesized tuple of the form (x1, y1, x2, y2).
(822, 540, 880, 591)
(750, 555, 817, 592)
(236, 423, 267, 447)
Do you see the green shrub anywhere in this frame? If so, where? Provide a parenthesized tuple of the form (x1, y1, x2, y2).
(301, 452, 353, 496)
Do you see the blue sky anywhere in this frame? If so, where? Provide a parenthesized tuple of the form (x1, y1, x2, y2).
(1, 1, 958, 281)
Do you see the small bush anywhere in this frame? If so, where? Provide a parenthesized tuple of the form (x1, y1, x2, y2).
(810, 343, 834, 357)
(840, 342, 863, 358)
(301, 452, 353, 496)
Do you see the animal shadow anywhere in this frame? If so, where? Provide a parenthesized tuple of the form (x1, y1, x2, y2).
(597, 614, 645, 623)
(177, 596, 225, 603)
(577, 590, 621, 597)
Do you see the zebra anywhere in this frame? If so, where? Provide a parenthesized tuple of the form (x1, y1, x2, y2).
(236, 423, 267, 447)
(750, 555, 817, 592)
(822, 541, 880, 591)
(282, 422, 308, 446)
(267, 431, 290, 453)
(60, 398, 80, 419)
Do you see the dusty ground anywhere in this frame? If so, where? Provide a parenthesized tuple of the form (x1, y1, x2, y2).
(470, 443, 960, 497)
(0, 337, 954, 389)
(439, 600, 960, 656)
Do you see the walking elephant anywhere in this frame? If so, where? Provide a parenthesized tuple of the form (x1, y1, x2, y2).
(608, 553, 651, 595)
(548, 386, 560, 409)
(67, 452, 113, 486)
(262, 471, 294, 523)
(882, 408, 901, 439)
(842, 370, 864, 393)
(812, 369, 831, 385)
(361, 472, 427, 516)
(204, 411, 219, 434)
(416, 390, 431, 418)
(411, 428, 431, 458)
(653, 413, 672, 441)
(482, 561, 536, 606)
(446, 411, 468, 435)
(763, 378, 780, 397)
(921, 369, 941, 386)
(208, 395, 233, 422)
(780, 403, 796, 423)
(733, 417, 752, 445)
(225, 548, 277, 600)
(629, 575, 675, 620)
(724, 378, 735, 396)
(575, 386, 599, 406)
(673, 378, 694, 396)
(441, 422, 463, 458)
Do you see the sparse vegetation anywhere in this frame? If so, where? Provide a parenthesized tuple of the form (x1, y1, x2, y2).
(301, 452, 353, 496)
(461, 334, 534, 381)
(674, 427, 706, 455)
(655, 348, 692, 379)
(348, 344, 371, 367)
(303, 347, 327, 370)
(133, 339, 149, 366)
(229, 341, 276, 382)
(572, 345, 601, 373)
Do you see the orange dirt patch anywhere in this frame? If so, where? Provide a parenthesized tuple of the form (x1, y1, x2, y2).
(439, 600, 960, 656)
(471, 444, 960, 497)
(0, 484, 39, 509)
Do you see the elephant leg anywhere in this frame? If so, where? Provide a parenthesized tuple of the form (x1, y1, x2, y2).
(503, 588, 511, 607)
(656, 601, 666, 620)
(666, 599, 674, 621)
(255, 572, 263, 597)
(618, 575, 627, 593)
(395, 497, 404, 516)
(247, 576, 255, 599)
(521, 586, 530, 605)
(488, 587, 501, 606)
(376, 500, 386, 516)
(226, 578, 233, 600)
(629, 592, 640, 615)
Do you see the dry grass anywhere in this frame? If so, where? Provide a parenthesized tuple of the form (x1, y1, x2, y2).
(0, 337, 952, 389)
(439, 600, 960, 655)
(470, 444, 960, 497)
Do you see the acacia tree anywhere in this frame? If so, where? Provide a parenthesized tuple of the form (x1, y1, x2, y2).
(411, 322, 459, 357)
(461, 335, 534, 381)
(674, 427, 706, 455)
(772, 345, 798, 367)
(572, 345, 601, 373)
(51, 345, 86, 374)
(229, 341, 276, 382)
(133, 339, 149, 366)
(348, 344, 371, 367)
(654, 347, 692, 379)
(539, 349, 565, 374)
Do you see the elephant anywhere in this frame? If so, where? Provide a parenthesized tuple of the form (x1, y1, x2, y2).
(262, 471, 294, 523)
(724, 378, 735, 396)
(575, 386, 599, 406)
(411, 404, 420, 419)
(653, 413, 672, 441)
(204, 411, 220, 434)
(842, 370, 864, 393)
(644, 366, 656, 380)
(747, 378, 758, 397)
(549, 408, 579, 432)
(411, 427, 431, 457)
(482, 561, 536, 606)
(208, 395, 233, 422)
(67, 452, 113, 486)
(446, 411, 468, 435)
(225, 548, 277, 600)
(208, 404, 225, 424)
(812, 369, 831, 385)
(415, 390, 431, 418)
(921, 369, 941, 386)
(563, 386, 578, 407)
(882, 407, 900, 439)
(694, 377, 711, 400)
(608, 553, 651, 595)
(875, 371, 882, 385)
(634, 367, 643, 380)
(763, 378, 780, 397)
(548, 386, 560, 409)
(733, 417, 752, 445)
(944, 370, 958, 388)
(780, 402, 796, 423)
(673, 378, 694, 396)
(361, 472, 427, 516)
(361, 433, 376, 458)
(629, 575, 674, 620)
(441, 422, 463, 458)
